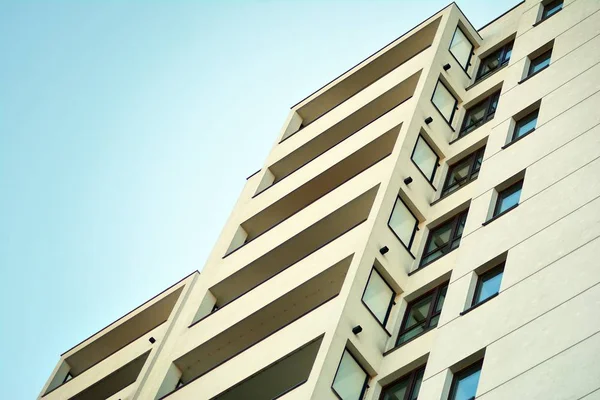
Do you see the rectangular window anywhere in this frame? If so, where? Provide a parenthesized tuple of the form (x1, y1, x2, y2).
(332, 349, 368, 400)
(493, 180, 523, 217)
(527, 49, 552, 77)
(449, 27, 474, 70)
(388, 197, 419, 250)
(411, 135, 439, 182)
(380, 366, 425, 400)
(459, 91, 500, 137)
(476, 41, 513, 81)
(472, 264, 504, 306)
(512, 109, 538, 141)
(541, 0, 563, 21)
(420, 210, 468, 267)
(362, 268, 395, 326)
(396, 283, 448, 346)
(448, 360, 483, 400)
(432, 80, 458, 124)
(441, 147, 485, 197)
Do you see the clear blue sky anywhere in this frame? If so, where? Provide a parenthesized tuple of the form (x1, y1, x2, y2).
(0, 1, 517, 398)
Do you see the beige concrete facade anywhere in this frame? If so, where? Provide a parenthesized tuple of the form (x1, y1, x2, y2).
(39, 1, 600, 399)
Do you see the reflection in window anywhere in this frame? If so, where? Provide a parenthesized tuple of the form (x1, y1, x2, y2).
(460, 91, 500, 137)
(493, 180, 523, 217)
(449, 27, 474, 70)
(449, 360, 483, 400)
(420, 210, 468, 267)
(411, 135, 439, 182)
(472, 264, 504, 306)
(512, 109, 538, 141)
(527, 49, 552, 77)
(388, 197, 419, 250)
(362, 268, 395, 325)
(541, 0, 563, 20)
(332, 349, 368, 400)
(396, 282, 448, 346)
(432, 80, 458, 124)
(442, 147, 485, 197)
(476, 41, 513, 81)
(380, 366, 425, 400)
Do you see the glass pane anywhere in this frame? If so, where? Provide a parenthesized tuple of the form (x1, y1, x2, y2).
(451, 366, 482, 400)
(397, 322, 426, 345)
(389, 198, 418, 248)
(404, 296, 433, 329)
(463, 103, 487, 130)
(474, 269, 503, 304)
(496, 183, 522, 216)
(450, 27, 473, 69)
(477, 51, 501, 78)
(410, 369, 425, 400)
(363, 269, 394, 324)
(432, 81, 456, 123)
(382, 377, 409, 400)
(514, 110, 538, 139)
(529, 51, 551, 75)
(425, 222, 453, 254)
(412, 136, 437, 181)
(435, 286, 448, 313)
(542, 0, 563, 19)
(332, 350, 366, 400)
(502, 42, 513, 64)
(429, 314, 440, 327)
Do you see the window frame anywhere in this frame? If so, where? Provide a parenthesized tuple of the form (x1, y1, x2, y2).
(449, 26, 474, 72)
(527, 49, 552, 77)
(472, 264, 505, 307)
(431, 80, 459, 125)
(459, 91, 501, 137)
(395, 282, 448, 346)
(379, 365, 426, 400)
(511, 109, 539, 142)
(331, 349, 369, 400)
(419, 210, 468, 268)
(411, 134, 440, 183)
(362, 268, 396, 327)
(475, 41, 514, 81)
(448, 360, 484, 400)
(540, 0, 563, 21)
(493, 180, 523, 217)
(388, 196, 419, 251)
(441, 147, 485, 197)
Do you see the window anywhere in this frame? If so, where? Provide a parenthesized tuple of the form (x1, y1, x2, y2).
(411, 135, 439, 182)
(432, 80, 458, 124)
(472, 264, 504, 306)
(441, 147, 485, 197)
(511, 109, 538, 141)
(388, 197, 419, 250)
(396, 283, 448, 346)
(362, 268, 395, 326)
(527, 49, 552, 77)
(476, 41, 513, 81)
(332, 349, 369, 400)
(449, 27, 474, 70)
(459, 91, 500, 136)
(63, 372, 73, 384)
(448, 360, 483, 400)
(493, 180, 523, 217)
(420, 210, 468, 267)
(380, 366, 425, 400)
(540, 0, 563, 21)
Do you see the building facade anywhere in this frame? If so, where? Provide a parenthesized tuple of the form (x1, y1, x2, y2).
(39, 1, 600, 399)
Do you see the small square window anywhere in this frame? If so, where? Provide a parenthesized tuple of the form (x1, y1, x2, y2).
(541, 0, 563, 21)
(472, 264, 504, 306)
(420, 210, 468, 267)
(432, 80, 458, 124)
(332, 349, 369, 400)
(388, 197, 419, 250)
(476, 41, 513, 81)
(527, 49, 552, 77)
(493, 180, 523, 218)
(448, 360, 483, 400)
(512, 109, 538, 141)
(362, 268, 395, 326)
(459, 91, 500, 137)
(411, 135, 439, 183)
(442, 147, 485, 197)
(380, 366, 425, 400)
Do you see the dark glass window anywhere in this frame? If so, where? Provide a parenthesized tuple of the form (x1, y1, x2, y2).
(541, 0, 563, 20)
(396, 283, 448, 346)
(459, 91, 500, 136)
(362, 268, 395, 326)
(493, 180, 523, 217)
(512, 109, 538, 141)
(432, 80, 458, 124)
(528, 49, 552, 77)
(476, 41, 513, 81)
(472, 264, 504, 306)
(380, 366, 425, 400)
(449, 27, 474, 70)
(442, 148, 485, 197)
(449, 360, 483, 400)
(420, 210, 468, 267)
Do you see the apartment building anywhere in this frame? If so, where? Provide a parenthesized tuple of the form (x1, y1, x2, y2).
(39, 0, 600, 399)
